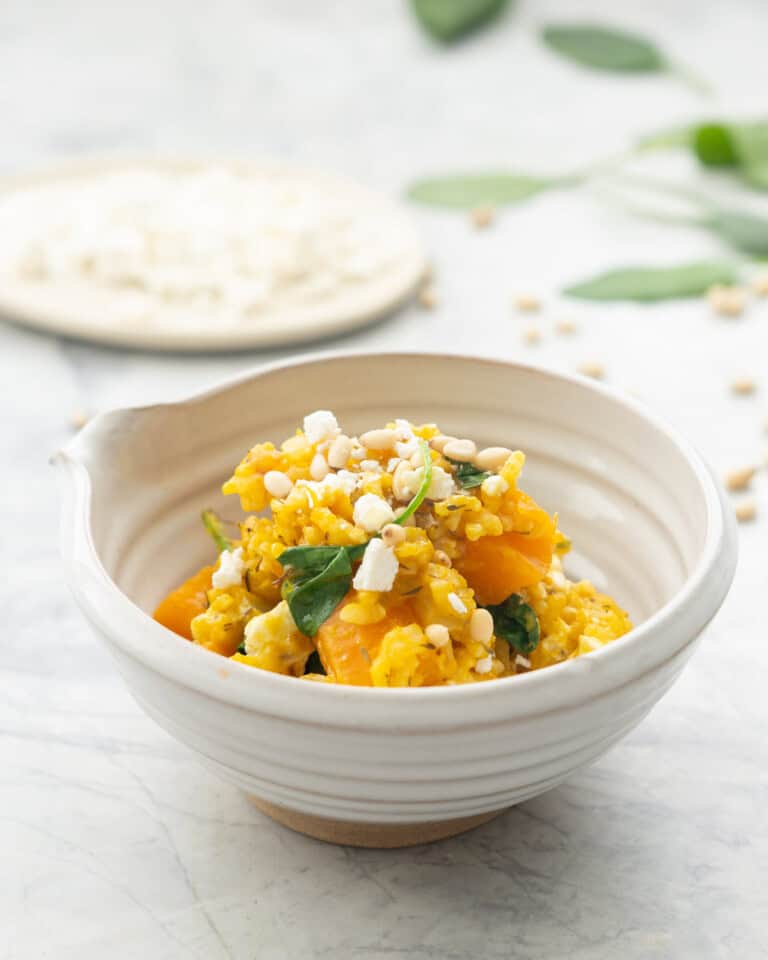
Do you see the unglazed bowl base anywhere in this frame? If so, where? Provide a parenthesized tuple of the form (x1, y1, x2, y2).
(247, 795, 505, 848)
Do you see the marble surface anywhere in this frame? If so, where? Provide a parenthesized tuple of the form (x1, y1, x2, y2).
(2, 1, 767, 957)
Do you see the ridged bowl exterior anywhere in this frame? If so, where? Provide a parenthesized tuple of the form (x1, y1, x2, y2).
(55, 354, 737, 828)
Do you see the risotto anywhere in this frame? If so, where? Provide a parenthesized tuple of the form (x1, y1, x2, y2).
(154, 412, 632, 686)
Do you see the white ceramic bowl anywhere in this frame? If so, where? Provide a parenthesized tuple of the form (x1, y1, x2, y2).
(55, 353, 737, 847)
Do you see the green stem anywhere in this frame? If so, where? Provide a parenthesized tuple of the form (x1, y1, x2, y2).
(395, 439, 433, 526)
(202, 509, 232, 552)
(666, 59, 712, 97)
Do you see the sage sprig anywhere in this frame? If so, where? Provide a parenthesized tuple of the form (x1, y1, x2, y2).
(563, 261, 738, 302)
(447, 458, 491, 489)
(406, 173, 563, 210)
(410, 0, 511, 43)
(540, 23, 708, 94)
(484, 594, 540, 655)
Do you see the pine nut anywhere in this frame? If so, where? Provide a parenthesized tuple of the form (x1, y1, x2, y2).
(735, 499, 757, 523)
(430, 434, 457, 452)
(418, 284, 438, 309)
(469, 608, 494, 644)
(381, 523, 406, 547)
(264, 470, 292, 498)
(556, 318, 578, 335)
(475, 446, 512, 471)
(514, 294, 540, 312)
(327, 434, 353, 468)
(523, 326, 541, 345)
(731, 377, 756, 395)
(310, 453, 329, 481)
(725, 466, 756, 491)
(425, 624, 450, 648)
(442, 438, 477, 462)
(578, 361, 604, 380)
(360, 428, 398, 450)
(470, 205, 495, 229)
(393, 460, 417, 502)
(433, 549, 452, 567)
(707, 284, 747, 317)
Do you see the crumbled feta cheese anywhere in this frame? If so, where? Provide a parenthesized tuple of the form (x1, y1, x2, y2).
(481, 474, 509, 497)
(395, 438, 418, 459)
(475, 655, 493, 674)
(352, 539, 399, 592)
(212, 547, 245, 589)
(515, 654, 532, 669)
(303, 410, 338, 444)
(425, 465, 455, 501)
(244, 600, 299, 656)
(335, 470, 361, 495)
(447, 592, 468, 615)
(353, 493, 395, 532)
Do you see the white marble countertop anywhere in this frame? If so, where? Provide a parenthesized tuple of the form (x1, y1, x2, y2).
(2, 1, 767, 957)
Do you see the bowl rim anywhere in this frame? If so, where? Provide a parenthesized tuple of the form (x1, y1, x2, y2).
(55, 350, 738, 722)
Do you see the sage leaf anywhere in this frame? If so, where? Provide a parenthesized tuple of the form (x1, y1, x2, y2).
(201, 509, 232, 552)
(407, 173, 555, 209)
(410, 0, 510, 43)
(447, 458, 491, 489)
(485, 594, 540, 655)
(541, 23, 665, 73)
(564, 261, 738, 302)
(709, 210, 768, 258)
(282, 547, 354, 638)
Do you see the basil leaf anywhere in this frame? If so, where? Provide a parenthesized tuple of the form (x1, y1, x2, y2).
(447, 458, 491, 489)
(410, 0, 510, 43)
(395, 439, 433, 524)
(407, 173, 555, 209)
(541, 23, 665, 73)
(693, 123, 739, 167)
(485, 594, 540, 655)
(564, 261, 738, 302)
(283, 548, 354, 638)
(709, 209, 768, 258)
(202, 509, 232, 552)
(304, 650, 326, 675)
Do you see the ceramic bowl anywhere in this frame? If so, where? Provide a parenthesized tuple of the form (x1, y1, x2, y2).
(54, 353, 737, 847)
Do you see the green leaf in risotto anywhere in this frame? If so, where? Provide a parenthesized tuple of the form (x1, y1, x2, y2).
(485, 594, 540, 655)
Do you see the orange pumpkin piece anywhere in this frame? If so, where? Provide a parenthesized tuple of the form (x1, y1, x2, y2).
(315, 597, 416, 686)
(460, 500, 556, 606)
(153, 566, 214, 640)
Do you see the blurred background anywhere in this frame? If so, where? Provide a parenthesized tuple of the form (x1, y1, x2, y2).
(2, 2, 767, 958)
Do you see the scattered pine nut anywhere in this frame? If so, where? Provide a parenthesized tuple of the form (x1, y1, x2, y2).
(418, 284, 438, 310)
(752, 272, 768, 296)
(70, 409, 89, 429)
(731, 377, 756, 396)
(735, 499, 757, 523)
(577, 361, 604, 380)
(725, 466, 756, 491)
(556, 318, 578, 335)
(707, 284, 748, 317)
(513, 294, 541, 313)
(523, 326, 541, 345)
(470, 205, 495, 229)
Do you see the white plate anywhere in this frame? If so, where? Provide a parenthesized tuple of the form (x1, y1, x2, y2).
(0, 157, 426, 351)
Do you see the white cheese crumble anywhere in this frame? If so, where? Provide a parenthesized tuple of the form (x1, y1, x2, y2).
(474, 655, 493, 675)
(426, 465, 455, 501)
(515, 654, 532, 669)
(303, 410, 338, 444)
(481, 474, 509, 497)
(353, 493, 395, 532)
(447, 592, 468, 615)
(352, 538, 399, 592)
(212, 547, 245, 589)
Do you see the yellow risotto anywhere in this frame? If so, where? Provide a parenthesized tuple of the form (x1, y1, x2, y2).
(154, 412, 632, 686)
